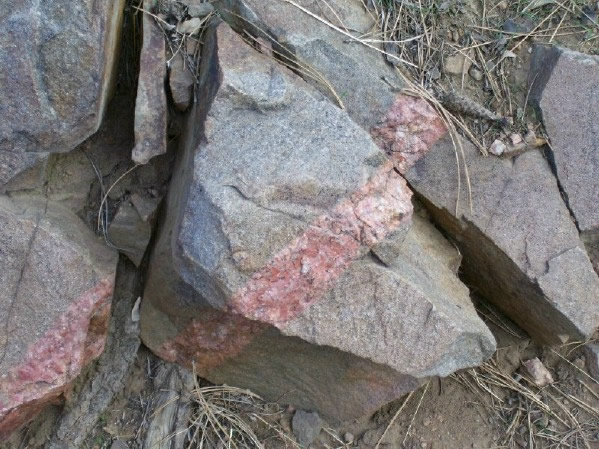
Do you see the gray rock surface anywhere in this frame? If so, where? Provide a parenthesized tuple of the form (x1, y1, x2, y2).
(584, 344, 599, 382)
(0, 197, 118, 438)
(405, 137, 599, 344)
(218, 0, 599, 344)
(132, 0, 168, 165)
(292, 411, 323, 447)
(169, 55, 195, 111)
(0, 0, 125, 190)
(529, 45, 599, 271)
(108, 200, 153, 266)
(140, 22, 495, 422)
(214, 0, 402, 130)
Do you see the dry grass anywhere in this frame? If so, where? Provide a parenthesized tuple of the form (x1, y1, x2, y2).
(182, 382, 300, 449)
(453, 349, 599, 449)
(364, 0, 599, 146)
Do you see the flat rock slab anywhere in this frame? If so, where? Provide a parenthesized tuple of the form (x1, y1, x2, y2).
(529, 45, 599, 268)
(140, 22, 494, 422)
(405, 137, 599, 344)
(132, 1, 168, 165)
(0, 0, 125, 190)
(0, 197, 117, 439)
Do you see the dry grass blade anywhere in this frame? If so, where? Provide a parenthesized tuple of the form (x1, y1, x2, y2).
(280, 0, 418, 68)
(455, 348, 599, 448)
(183, 367, 299, 449)
(375, 391, 415, 449)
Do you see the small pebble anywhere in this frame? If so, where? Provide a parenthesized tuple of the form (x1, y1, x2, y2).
(490, 139, 506, 156)
(498, 0, 508, 8)
(343, 432, 354, 444)
(469, 67, 484, 81)
(423, 418, 431, 427)
(509, 133, 523, 145)
(522, 358, 554, 387)
(176, 18, 203, 35)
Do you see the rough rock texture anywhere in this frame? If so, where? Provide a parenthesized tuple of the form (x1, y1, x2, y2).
(140, 22, 495, 422)
(584, 344, 599, 382)
(0, 197, 118, 439)
(292, 411, 323, 447)
(529, 45, 599, 271)
(108, 199, 156, 267)
(214, 0, 402, 130)
(132, 0, 167, 165)
(169, 55, 195, 112)
(45, 259, 141, 449)
(216, 0, 599, 344)
(0, 0, 125, 190)
(405, 138, 599, 344)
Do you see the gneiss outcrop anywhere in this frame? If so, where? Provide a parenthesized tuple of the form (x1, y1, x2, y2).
(140, 22, 495, 422)
(1, 0, 598, 441)
(213, 0, 599, 345)
(0, 197, 117, 439)
(0, 0, 125, 192)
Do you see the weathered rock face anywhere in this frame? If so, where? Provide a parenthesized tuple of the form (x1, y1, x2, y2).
(0, 0, 125, 190)
(215, 0, 599, 344)
(132, 0, 168, 165)
(108, 197, 156, 267)
(0, 197, 118, 438)
(405, 138, 599, 344)
(214, 0, 401, 130)
(529, 46, 599, 273)
(140, 22, 495, 422)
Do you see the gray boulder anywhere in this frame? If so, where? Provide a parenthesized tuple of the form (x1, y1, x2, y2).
(405, 138, 599, 344)
(529, 45, 599, 273)
(0, 0, 125, 190)
(140, 22, 494, 423)
(216, 0, 599, 344)
(0, 197, 118, 438)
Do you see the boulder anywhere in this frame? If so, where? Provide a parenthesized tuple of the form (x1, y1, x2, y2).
(529, 45, 599, 273)
(0, 0, 125, 190)
(140, 22, 494, 423)
(215, 0, 599, 344)
(405, 138, 599, 344)
(214, 0, 401, 130)
(0, 197, 118, 439)
(132, 0, 168, 165)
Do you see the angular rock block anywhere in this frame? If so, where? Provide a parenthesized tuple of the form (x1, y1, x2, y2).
(0, 0, 125, 190)
(140, 22, 495, 422)
(132, 0, 168, 165)
(405, 138, 599, 344)
(217, 0, 599, 344)
(0, 197, 118, 439)
(214, 0, 401, 130)
(529, 45, 599, 273)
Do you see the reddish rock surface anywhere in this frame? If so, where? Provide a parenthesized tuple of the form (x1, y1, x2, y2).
(0, 198, 117, 439)
(371, 95, 447, 174)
